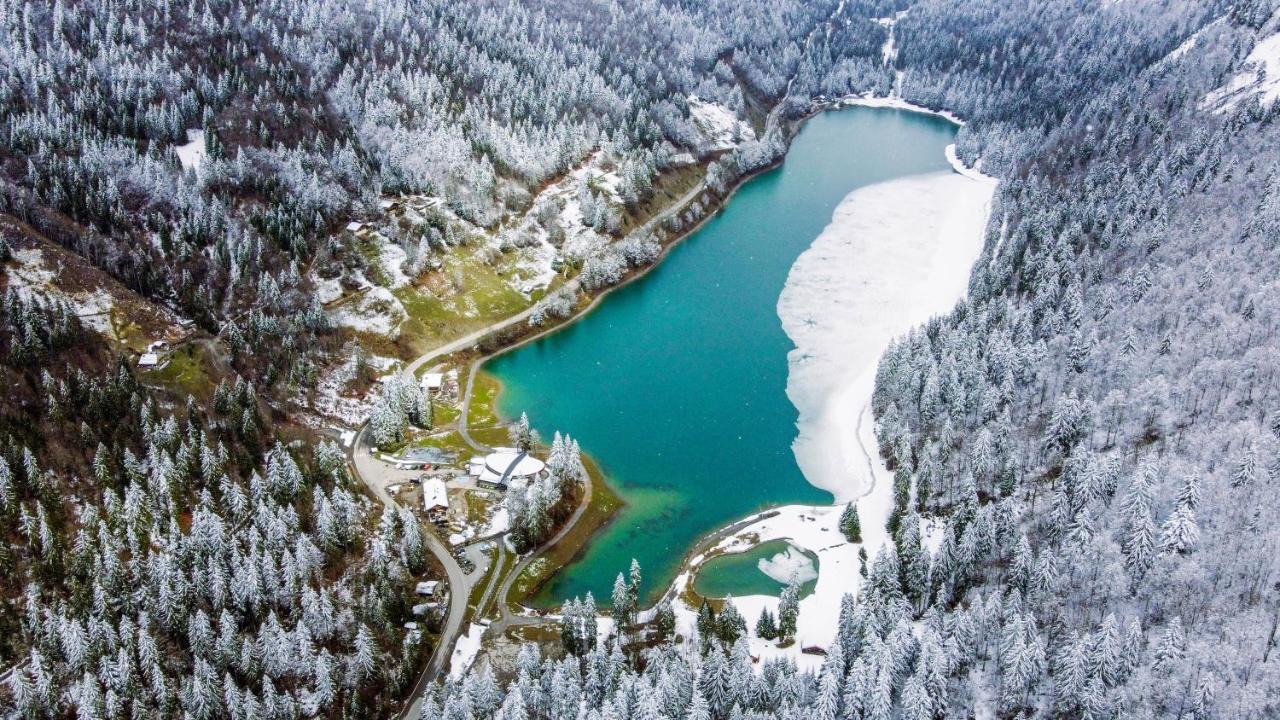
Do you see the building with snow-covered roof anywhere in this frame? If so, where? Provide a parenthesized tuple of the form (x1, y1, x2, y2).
(415, 580, 440, 597)
(346, 221, 363, 232)
(421, 372, 444, 393)
(138, 353, 160, 368)
(477, 450, 546, 489)
(422, 478, 449, 521)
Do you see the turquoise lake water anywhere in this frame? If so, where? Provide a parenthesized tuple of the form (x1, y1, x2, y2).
(490, 107, 958, 606)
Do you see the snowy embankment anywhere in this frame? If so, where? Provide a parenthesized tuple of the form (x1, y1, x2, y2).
(666, 148, 996, 673)
(449, 623, 487, 680)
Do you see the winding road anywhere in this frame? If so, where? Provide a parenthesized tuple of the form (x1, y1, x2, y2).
(347, 422, 469, 720)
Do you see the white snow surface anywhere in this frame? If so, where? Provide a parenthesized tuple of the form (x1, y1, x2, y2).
(687, 95, 755, 152)
(779, 168, 995, 501)
(327, 286, 407, 339)
(757, 544, 819, 586)
(483, 507, 511, 536)
(312, 274, 344, 304)
(1160, 18, 1223, 66)
(875, 11, 908, 66)
(1203, 31, 1280, 111)
(374, 236, 413, 289)
(5, 248, 117, 336)
(175, 130, 206, 171)
(449, 623, 486, 680)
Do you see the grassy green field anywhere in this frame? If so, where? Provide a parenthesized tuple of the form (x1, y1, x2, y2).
(147, 344, 215, 399)
(393, 245, 562, 354)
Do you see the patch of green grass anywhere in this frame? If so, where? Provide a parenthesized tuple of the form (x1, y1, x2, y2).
(432, 399, 461, 427)
(410, 430, 478, 458)
(467, 371, 504, 427)
(148, 345, 214, 398)
(393, 245, 540, 353)
(470, 427, 512, 448)
(464, 490, 495, 526)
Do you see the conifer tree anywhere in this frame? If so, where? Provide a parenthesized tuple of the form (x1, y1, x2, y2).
(778, 582, 800, 640)
(755, 608, 778, 640)
(839, 503, 862, 543)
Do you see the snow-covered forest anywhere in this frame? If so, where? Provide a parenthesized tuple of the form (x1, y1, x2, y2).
(0, 298, 431, 717)
(4, 0, 1280, 717)
(397, 0, 1280, 718)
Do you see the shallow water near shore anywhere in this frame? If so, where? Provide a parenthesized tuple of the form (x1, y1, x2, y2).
(693, 540, 820, 599)
(489, 107, 958, 606)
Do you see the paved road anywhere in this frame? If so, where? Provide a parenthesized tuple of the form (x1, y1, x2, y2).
(489, 462, 595, 635)
(457, 359, 492, 453)
(348, 423, 469, 720)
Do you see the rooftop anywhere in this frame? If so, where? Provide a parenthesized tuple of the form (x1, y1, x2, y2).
(478, 451, 545, 486)
(422, 478, 449, 510)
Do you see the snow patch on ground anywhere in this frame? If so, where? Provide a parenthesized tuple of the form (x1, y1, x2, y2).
(75, 289, 116, 335)
(875, 11, 908, 66)
(312, 274, 344, 305)
(688, 95, 755, 152)
(6, 248, 57, 290)
(5, 249, 117, 336)
(779, 170, 994, 501)
(1203, 31, 1280, 111)
(757, 544, 819, 586)
(483, 507, 511, 536)
(372, 235, 413, 289)
(449, 623, 486, 680)
(303, 355, 379, 429)
(511, 241, 559, 295)
(327, 286, 407, 339)
(175, 130, 206, 172)
(1160, 18, 1222, 66)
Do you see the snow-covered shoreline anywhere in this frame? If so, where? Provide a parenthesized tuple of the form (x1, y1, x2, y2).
(837, 93, 967, 126)
(779, 168, 995, 502)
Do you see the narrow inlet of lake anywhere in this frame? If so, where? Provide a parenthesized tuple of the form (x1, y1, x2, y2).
(489, 107, 958, 606)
